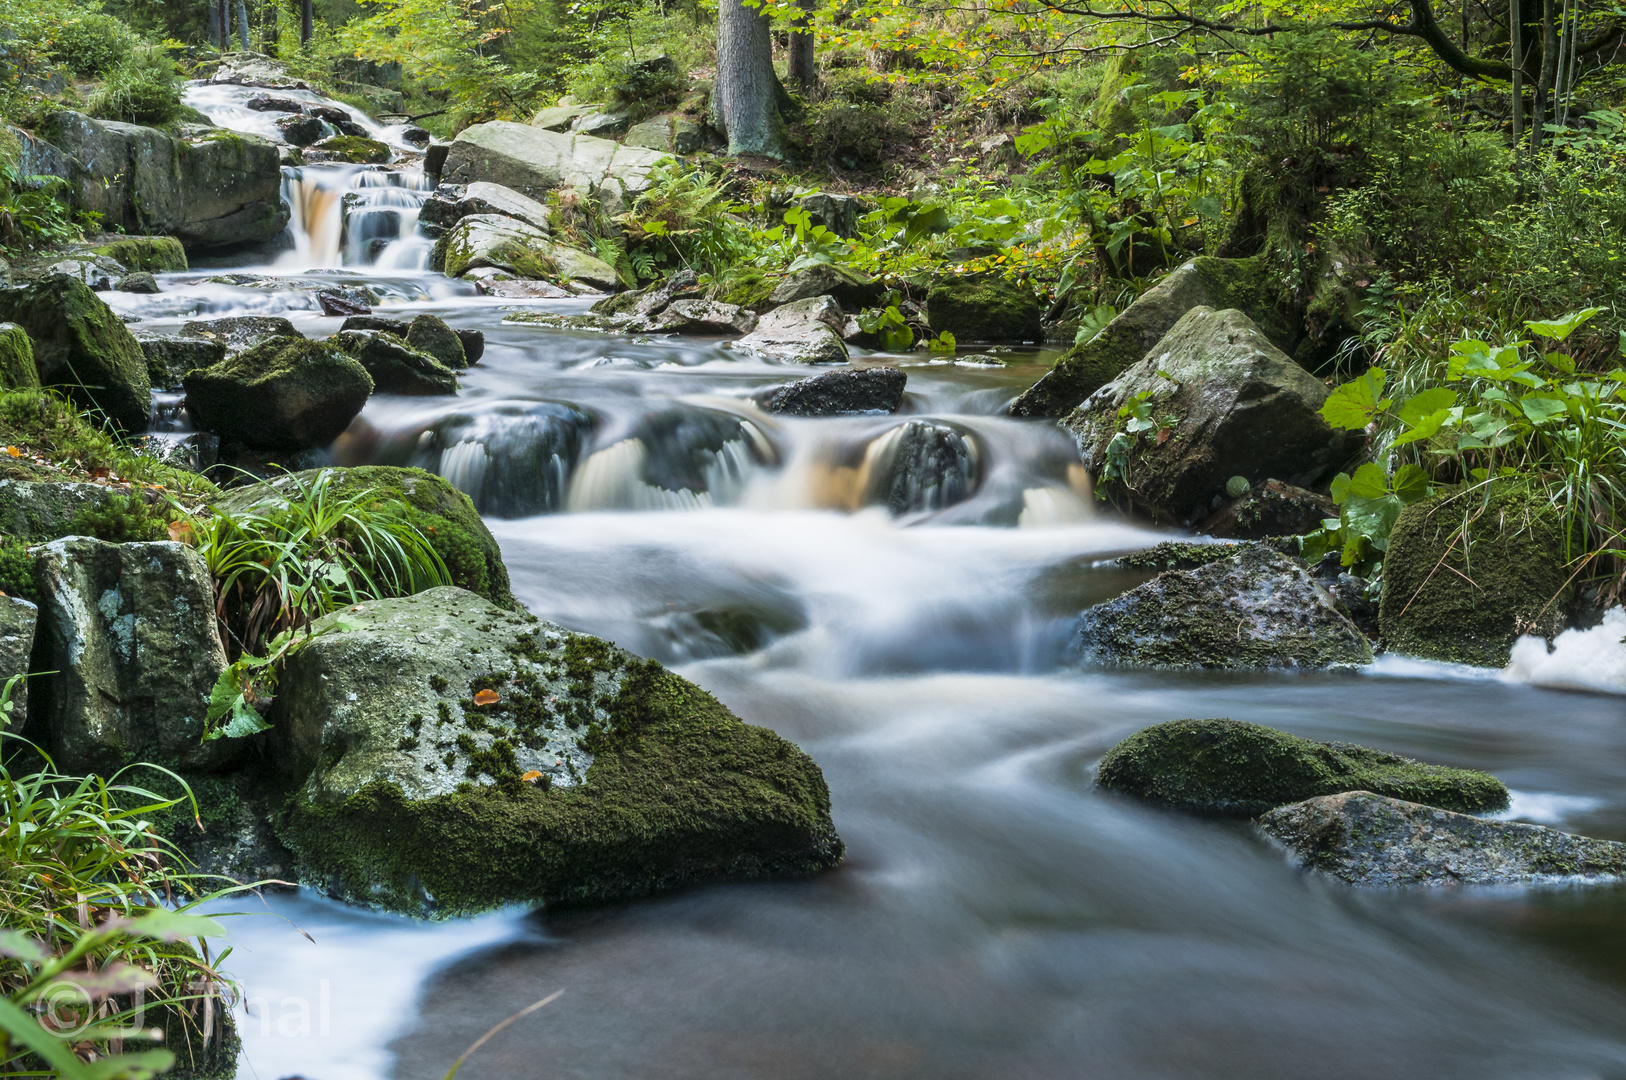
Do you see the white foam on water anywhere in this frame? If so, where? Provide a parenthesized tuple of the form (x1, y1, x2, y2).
(209, 890, 527, 1080)
(1501, 606, 1626, 695)
(1363, 653, 1505, 682)
(1490, 790, 1606, 826)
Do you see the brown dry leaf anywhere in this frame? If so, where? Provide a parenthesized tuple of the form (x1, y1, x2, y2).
(520, 770, 543, 783)
(167, 520, 195, 545)
(474, 689, 501, 706)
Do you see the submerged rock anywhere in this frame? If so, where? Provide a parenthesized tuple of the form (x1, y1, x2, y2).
(1066, 307, 1351, 526)
(0, 275, 152, 432)
(863, 420, 979, 515)
(271, 586, 845, 916)
(735, 296, 849, 364)
(0, 595, 37, 732)
(926, 276, 1041, 342)
(413, 404, 591, 518)
(1077, 544, 1373, 670)
(1096, 718, 1508, 818)
(331, 330, 458, 396)
(758, 365, 906, 416)
(1260, 791, 1626, 886)
(1379, 484, 1569, 667)
(31, 538, 233, 774)
(183, 337, 373, 452)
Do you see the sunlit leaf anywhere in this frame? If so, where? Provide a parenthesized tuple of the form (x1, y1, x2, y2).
(1320, 367, 1388, 430)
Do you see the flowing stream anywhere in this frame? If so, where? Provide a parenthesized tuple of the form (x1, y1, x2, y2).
(117, 84, 1626, 1080)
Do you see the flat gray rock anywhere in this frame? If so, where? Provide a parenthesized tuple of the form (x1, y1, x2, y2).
(759, 365, 905, 416)
(1260, 790, 1626, 886)
(735, 296, 849, 364)
(0, 595, 38, 732)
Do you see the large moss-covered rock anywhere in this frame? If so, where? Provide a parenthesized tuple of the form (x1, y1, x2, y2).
(0, 323, 39, 390)
(183, 337, 372, 452)
(331, 330, 458, 396)
(1065, 306, 1350, 526)
(405, 314, 467, 369)
(1078, 544, 1372, 669)
(133, 332, 227, 391)
(0, 595, 37, 733)
(271, 587, 844, 916)
(1096, 718, 1508, 818)
(926, 276, 1041, 342)
(767, 264, 884, 310)
(39, 112, 287, 249)
(430, 214, 620, 291)
(0, 480, 117, 541)
(0, 275, 151, 431)
(1260, 791, 1626, 885)
(181, 316, 302, 355)
(88, 236, 188, 274)
(223, 466, 515, 609)
(1010, 256, 1297, 418)
(307, 134, 390, 164)
(440, 121, 672, 215)
(30, 538, 234, 774)
(1378, 484, 1568, 667)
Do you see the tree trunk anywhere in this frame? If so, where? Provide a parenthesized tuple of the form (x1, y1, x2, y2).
(788, 0, 817, 93)
(1510, 0, 1525, 148)
(207, 1, 221, 49)
(218, 0, 231, 51)
(1534, 0, 1556, 149)
(713, 0, 786, 158)
(236, 0, 250, 51)
(302, 0, 314, 45)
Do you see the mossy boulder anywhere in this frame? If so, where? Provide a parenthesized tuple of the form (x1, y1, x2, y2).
(224, 466, 515, 609)
(331, 330, 459, 396)
(926, 276, 1041, 342)
(1096, 718, 1508, 818)
(271, 587, 844, 916)
(181, 316, 302, 355)
(308, 134, 390, 164)
(1065, 306, 1351, 526)
(0, 595, 37, 732)
(0, 479, 117, 541)
(133, 332, 227, 391)
(405, 314, 467, 369)
(0, 323, 39, 390)
(1010, 256, 1297, 418)
(88, 236, 188, 274)
(1078, 543, 1372, 670)
(182, 337, 372, 452)
(431, 214, 619, 291)
(1378, 484, 1569, 667)
(0, 275, 152, 431)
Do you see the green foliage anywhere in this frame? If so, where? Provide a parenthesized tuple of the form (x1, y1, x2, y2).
(0, 162, 80, 255)
(0, 389, 216, 498)
(1301, 462, 1432, 575)
(68, 492, 175, 544)
(203, 616, 356, 741)
(0, 733, 241, 1080)
(190, 468, 451, 658)
(620, 164, 751, 279)
(0, 537, 36, 604)
(85, 44, 185, 127)
(856, 299, 914, 351)
(45, 11, 138, 78)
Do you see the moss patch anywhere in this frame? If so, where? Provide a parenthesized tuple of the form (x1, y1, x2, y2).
(1117, 540, 1245, 572)
(0, 388, 217, 496)
(1097, 718, 1509, 817)
(89, 236, 188, 273)
(311, 135, 390, 164)
(0, 324, 38, 391)
(709, 268, 775, 312)
(0, 275, 152, 432)
(182, 337, 372, 453)
(926, 276, 1042, 342)
(1378, 483, 1569, 667)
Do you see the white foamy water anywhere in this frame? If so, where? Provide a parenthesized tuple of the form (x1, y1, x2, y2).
(1493, 790, 1607, 826)
(1502, 607, 1626, 695)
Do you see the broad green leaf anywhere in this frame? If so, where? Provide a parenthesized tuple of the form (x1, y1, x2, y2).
(1344, 463, 1390, 500)
(1396, 388, 1458, 426)
(1328, 471, 1353, 504)
(0, 930, 48, 963)
(120, 909, 227, 942)
(1520, 394, 1570, 425)
(1320, 367, 1388, 430)
(1392, 464, 1430, 503)
(1524, 307, 1602, 341)
(1392, 408, 1454, 446)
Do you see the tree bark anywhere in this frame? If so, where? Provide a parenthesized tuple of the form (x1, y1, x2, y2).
(218, 0, 231, 50)
(714, 0, 786, 158)
(236, 0, 250, 51)
(1533, 0, 1556, 149)
(207, 0, 221, 49)
(788, 0, 817, 93)
(1510, 0, 1525, 147)
(302, 0, 315, 45)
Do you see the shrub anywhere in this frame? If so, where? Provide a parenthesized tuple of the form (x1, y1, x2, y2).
(70, 490, 175, 543)
(84, 44, 183, 127)
(47, 11, 138, 78)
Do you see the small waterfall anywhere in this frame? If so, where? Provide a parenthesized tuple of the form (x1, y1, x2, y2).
(407, 404, 593, 517)
(279, 165, 431, 269)
(567, 407, 775, 512)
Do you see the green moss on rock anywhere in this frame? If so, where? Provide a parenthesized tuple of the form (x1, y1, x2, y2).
(182, 337, 372, 452)
(311, 135, 390, 164)
(926, 276, 1041, 342)
(272, 588, 843, 916)
(1096, 718, 1509, 817)
(0, 323, 39, 390)
(89, 236, 188, 273)
(1379, 484, 1569, 667)
(1117, 540, 1244, 572)
(0, 275, 152, 431)
(709, 268, 775, 312)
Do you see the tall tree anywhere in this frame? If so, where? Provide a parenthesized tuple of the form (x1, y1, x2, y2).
(714, 0, 786, 157)
(236, 0, 250, 49)
(302, 0, 315, 45)
(218, 0, 231, 50)
(788, 0, 817, 93)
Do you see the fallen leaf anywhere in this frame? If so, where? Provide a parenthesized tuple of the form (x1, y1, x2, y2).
(4, 446, 20, 458)
(521, 770, 543, 783)
(474, 689, 501, 706)
(167, 520, 195, 544)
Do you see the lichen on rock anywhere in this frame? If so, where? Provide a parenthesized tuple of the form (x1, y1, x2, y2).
(1096, 718, 1509, 817)
(272, 587, 845, 916)
(1078, 543, 1372, 670)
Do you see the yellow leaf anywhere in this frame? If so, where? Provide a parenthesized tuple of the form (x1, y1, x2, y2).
(474, 688, 501, 706)
(521, 770, 543, 783)
(4, 446, 20, 458)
